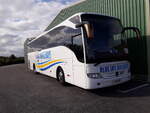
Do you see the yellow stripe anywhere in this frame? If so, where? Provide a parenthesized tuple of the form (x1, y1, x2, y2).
(36, 59, 63, 68)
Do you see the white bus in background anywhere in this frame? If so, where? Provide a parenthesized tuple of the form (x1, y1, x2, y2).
(27, 12, 141, 89)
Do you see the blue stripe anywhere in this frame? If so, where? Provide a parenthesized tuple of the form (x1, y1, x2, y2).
(39, 62, 64, 71)
(37, 60, 51, 65)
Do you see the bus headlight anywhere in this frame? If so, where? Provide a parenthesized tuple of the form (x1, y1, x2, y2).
(87, 73, 102, 79)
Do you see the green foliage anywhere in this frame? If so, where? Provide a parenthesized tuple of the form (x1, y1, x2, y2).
(0, 54, 24, 66)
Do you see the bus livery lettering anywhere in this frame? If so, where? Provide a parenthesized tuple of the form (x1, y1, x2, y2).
(100, 63, 129, 73)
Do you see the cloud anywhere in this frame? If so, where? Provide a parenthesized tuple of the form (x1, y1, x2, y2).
(0, 0, 80, 57)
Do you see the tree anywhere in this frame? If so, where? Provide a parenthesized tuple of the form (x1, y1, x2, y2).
(9, 54, 16, 59)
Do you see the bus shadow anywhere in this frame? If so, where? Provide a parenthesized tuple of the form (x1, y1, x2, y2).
(89, 81, 150, 98)
(32, 71, 74, 87)
(30, 71, 150, 97)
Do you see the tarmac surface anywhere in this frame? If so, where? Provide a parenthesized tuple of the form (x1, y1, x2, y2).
(0, 64, 150, 113)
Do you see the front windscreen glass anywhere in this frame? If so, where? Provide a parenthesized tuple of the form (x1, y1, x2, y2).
(81, 14, 128, 63)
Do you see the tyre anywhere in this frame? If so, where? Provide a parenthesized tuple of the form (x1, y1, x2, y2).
(33, 64, 38, 74)
(57, 68, 66, 85)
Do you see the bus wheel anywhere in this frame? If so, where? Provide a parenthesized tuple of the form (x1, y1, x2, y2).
(33, 64, 38, 74)
(57, 68, 66, 85)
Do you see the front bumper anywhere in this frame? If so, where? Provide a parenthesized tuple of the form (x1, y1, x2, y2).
(85, 74, 131, 89)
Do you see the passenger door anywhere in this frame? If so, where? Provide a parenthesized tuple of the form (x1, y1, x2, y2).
(71, 33, 86, 87)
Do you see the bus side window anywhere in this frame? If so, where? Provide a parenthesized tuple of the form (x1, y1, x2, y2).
(69, 15, 80, 24)
(72, 34, 84, 62)
(72, 34, 82, 45)
(63, 27, 81, 49)
(62, 26, 84, 62)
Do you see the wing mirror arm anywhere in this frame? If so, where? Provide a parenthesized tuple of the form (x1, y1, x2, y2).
(75, 21, 94, 39)
(122, 27, 141, 40)
(75, 21, 89, 28)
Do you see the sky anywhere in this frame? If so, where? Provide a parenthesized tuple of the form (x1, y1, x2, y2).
(0, 0, 80, 57)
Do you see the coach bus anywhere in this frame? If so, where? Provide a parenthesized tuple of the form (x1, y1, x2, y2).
(27, 12, 141, 89)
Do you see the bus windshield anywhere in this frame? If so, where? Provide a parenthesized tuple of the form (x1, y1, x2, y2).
(81, 14, 128, 63)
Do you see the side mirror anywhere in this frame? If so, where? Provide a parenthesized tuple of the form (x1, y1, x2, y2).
(76, 21, 94, 39)
(75, 23, 84, 28)
(122, 27, 141, 40)
(84, 23, 94, 39)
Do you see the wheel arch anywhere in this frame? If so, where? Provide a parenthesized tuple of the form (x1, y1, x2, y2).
(33, 63, 36, 70)
(56, 66, 63, 80)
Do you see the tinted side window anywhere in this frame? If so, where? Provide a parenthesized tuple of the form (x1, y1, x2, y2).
(61, 27, 84, 62)
(28, 26, 84, 62)
(28, 26, 65, 49)
(45, 26, 65, 48)
(71, 33, 84, 62)
(69, 16, 80, 24)
(63, 27, 81, 48)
